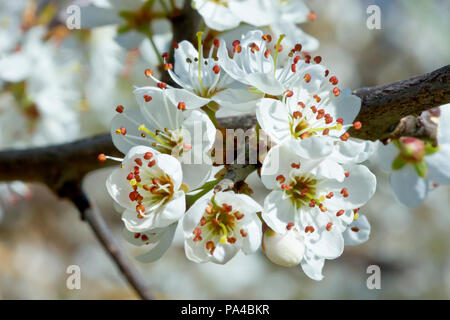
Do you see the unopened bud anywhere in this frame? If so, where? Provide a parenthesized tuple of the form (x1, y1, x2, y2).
(263, 228, 305, 267)
(398, 137, 425, 162)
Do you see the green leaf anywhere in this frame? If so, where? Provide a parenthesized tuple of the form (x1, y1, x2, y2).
(392, 156, 406, 170)
(425, 143, 440, 155)
(414, 161, 427, 178)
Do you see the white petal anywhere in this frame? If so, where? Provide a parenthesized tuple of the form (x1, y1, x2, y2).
(246, 72, 285, 96)
(213, 88, 263, 112)
(375, 141, 398, 172)
(181, 163, 212, 190)
(215, 191, 263, 215)
(344, 215, 371, 246)
(262, 191, 295, 234)
(324, 164, 377, 210)
(256, 98, 291, 144)
(301, 249, 325, 281)
(193, 0, 241, 31)
(228, 0, 276, 26)
(287, 136, 335, 160)
(426, 144, 450, 184)
(389, 165, 428, 207)
(240, 219, 262, 254)
(157, 154, 183, 190)
(306, 228, 344, 259)
(182, 192, 212, 234)
(134, 87, 183, 131)
(135, 223, 177, 263)
(211, 243, 239, 264)
(330, 138, 375, 164)
(165, 88, 211, 109)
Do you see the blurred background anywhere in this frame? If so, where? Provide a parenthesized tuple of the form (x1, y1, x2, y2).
(0, 0, 449, 299)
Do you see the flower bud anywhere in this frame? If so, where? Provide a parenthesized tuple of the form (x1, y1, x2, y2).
(398, 137, 425, 162)
(263, 228, 305, 267)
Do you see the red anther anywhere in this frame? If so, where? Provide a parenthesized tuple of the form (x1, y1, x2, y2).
(322, 128, 330, 135)
(293, 56, 301, 64)
(227, 237, 237, 244)
(144, 94, 152, 102)
(134, 233, 141, 239)
(340, 188, 349, 198)
(144, 152, 153, 160)
(135, 158, 143, 166)
(291, 64, 296, 72)
(177, 102, 186, 111)
(291, 162, 300, 169)
(325, 116, 333, 124)
(145, 69, 154, 78)
(233, 210, 244, 220)
(353, 121, 362, 130)
(97, 154, 107, 162)
(232, 40, 240, 47)
(316, 113, 324, 120)
(148, 159, 156, 167)
(336, 118, 344, 124)
(240, 229, 247, 237)
(326, 192, 334, 199)
(120, 127, 127, 135)
(326, 222, 333, 231)
(143, 184, 151, 191)
(300, 188, 309, 195)
(161, 52, 169, 60)
(305, 226, 315, 233)
(276, 175, 286, 183)
(172, 41, 179, 49)
(275, 44, 283, 52)
(340, 132, 350, 141)
(313, 56, 322, 64)
(281, 184, 291, 191)
(206, 241, 215, 254)
(157, 82, 167, 89)
(115, 105, 124, 113)
(304, 54, 311, 63)
(336, 210, 345, 217)
(353, 208, 360, 213)
(135, 175, 141, 183)
(293, 111, 302, 119)
(286, 222, 294, 230)
(300, 132, 311, 139)
(333, 87, 340, 97)
(233, 45, 242, 53)
(137, 213, 144, 219)
(152, 177, 161, 185)
(141, 234, 149, 242)
(136, 204, 145, 213)
(264, 49, 271, 58)
(351, 227, 360, 232)
(344, 172, 350, 178)
(211, 218, 220, 226)
(250, 43, 260, 53)
(129, 191, 138, 201)
(200, 216, 206, 226)
(164, 63, 173, 71)
(294, 44, 302, 52)
(284, 90, 294, 97)
(205, 203, 213, 214)
(223, 203, 232, 212)
(314, 95, 321, 103)
(213, 65, 220, 74)
(307, 11, 316, 21)
(304, 73, 311, 83)
(329, 76, 338, 85)
(297, 101, 306, 108)
(309, 199, 316, 207)
(319, 204, 327, 212)
(310, 106, 317, 113)
(193, 234, 203, 242)
(127, 173, 134, 180)
(324, 70, 330, 77)
(193, 227, 202, 236)
(213, 38, 220, 48)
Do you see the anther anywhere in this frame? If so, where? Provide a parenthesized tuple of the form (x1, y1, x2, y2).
(286, 222, 294, 230)
(115, 105, 124, 113)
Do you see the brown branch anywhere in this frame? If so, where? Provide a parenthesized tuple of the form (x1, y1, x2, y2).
(71, 191, 154, 300)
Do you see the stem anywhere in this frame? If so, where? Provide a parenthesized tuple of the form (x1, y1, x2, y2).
(186, 179, 220, 208)
(202, 104, 220, 128)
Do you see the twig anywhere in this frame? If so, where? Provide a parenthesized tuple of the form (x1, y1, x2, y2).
(71, 191, 154, 300)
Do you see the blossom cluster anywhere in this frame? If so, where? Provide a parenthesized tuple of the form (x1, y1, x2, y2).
(105, 27, 379, 280)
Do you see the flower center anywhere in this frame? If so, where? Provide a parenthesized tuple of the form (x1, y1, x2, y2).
(192, 198, 246, 255)
(126, 153, 175, 219)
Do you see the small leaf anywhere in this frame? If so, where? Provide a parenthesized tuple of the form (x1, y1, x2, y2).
(414, 161, 427, 178)
(392, 156, 406, 170)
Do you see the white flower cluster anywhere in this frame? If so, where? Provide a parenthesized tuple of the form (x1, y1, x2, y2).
(105, 28, 378, 280)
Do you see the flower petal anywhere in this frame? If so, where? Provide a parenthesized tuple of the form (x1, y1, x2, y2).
(301, 249, 325, 281)
(343, 214, 370, 246)
(389, 165, 428, 207)
(135, 223, 178, 263)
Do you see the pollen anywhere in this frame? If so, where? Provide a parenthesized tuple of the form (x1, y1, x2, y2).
(115, 105, 124, 113)
(144, 69, 154, 78)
